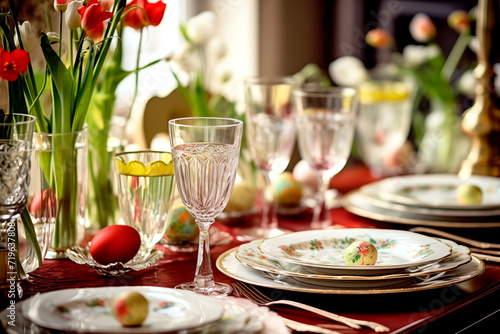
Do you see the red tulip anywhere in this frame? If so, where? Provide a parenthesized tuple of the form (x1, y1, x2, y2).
(30, 189, 58, 220)
(123, 0, 166, 30)
(365, 28, 392, 49)
(409, 13, 436, 43)
(78, 0, 113, 32)
(0, 48, 30, 82)
(87, 21, 105, 42)
(448, 10, 471, 33)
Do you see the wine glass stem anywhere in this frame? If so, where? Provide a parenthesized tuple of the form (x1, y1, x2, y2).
(193, 220, 216, 294)
(261, 172, 278, 232)
(311, 174, 331, 229)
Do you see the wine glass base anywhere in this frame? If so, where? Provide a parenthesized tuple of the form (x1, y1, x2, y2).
(236, 226, 289, 242)
(175, 281, 233, 296)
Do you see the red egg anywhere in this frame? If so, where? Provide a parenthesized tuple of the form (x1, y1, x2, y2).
(89, 225, 141, 265)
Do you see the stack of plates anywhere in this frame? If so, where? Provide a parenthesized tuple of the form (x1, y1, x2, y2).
(342, 174, 500, 228)
(217, 229, 485, 294)
(6, 287, 268, 334)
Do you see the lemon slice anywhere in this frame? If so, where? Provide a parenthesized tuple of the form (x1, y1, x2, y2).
(125, 160, 147, 176)
(115, 153, 174, 176)
(359, 81, 410, 104)
(145, 160, 174, 176)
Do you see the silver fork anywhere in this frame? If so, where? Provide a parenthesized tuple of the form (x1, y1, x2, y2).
(232, 282, 390, 332)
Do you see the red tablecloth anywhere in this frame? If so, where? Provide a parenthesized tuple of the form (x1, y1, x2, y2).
(13, 164, 500, 333)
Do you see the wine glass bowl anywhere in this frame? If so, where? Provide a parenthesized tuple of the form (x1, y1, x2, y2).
(169, 117, 243, 296)
(242, 77, 297, 240)
(294, 87, 358, 229)
(114, 150, 176, 252)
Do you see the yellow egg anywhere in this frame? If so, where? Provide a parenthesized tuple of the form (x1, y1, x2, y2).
(111, 291, 149, 327)
(224, 180, 256, 212)
(457, 183, 483, 205)
(344, 240, 378, 266)
(273, 172, 303, 207)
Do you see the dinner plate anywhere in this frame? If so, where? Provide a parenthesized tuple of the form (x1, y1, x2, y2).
(236, 239, 471, 285)
(368, 174, 500, 210)
(360, 184, 500, 217)
(217, 248, 485, 294)
(20, 286, 224, 333)
(342, 191, 500, 228)
(257, 229, 452, 275)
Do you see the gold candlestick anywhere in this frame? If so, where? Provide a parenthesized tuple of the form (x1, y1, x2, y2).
(459, 0, 500, 177)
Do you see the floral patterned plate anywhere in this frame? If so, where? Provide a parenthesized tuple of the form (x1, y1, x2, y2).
(257, 229, 452, 275)
(20, 287, 224, 333)
(217, 248, 485, 294)
(237, 238, 470, 284)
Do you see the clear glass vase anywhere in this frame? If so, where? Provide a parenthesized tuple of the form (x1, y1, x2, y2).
(88, 116, 126, 231)
(32, 129, 88, 258)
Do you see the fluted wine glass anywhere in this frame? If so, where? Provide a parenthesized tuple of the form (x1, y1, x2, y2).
(169, 117, 242, 296)
(240, 77, 296, 240)
(294, 87, 357, 229)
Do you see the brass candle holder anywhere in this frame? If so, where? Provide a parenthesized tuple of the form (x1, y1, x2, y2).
(459, 0, 500, 177)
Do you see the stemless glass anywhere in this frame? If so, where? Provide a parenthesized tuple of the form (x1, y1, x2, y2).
(241, 77, 296, 240)
(294, 87, 357, 229)
(169, 117, 242, 296)
(356, 80, 412, 177)
(115, 150, 175, 252)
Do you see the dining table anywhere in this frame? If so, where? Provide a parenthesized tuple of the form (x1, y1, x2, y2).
(3, 163, 500, 334)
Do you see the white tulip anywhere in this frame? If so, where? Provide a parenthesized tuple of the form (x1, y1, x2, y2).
(66, 0, 84, 30)
(170, 43, 199, 73)
(328, 56, 368, 87)
(186, 11, 216, 45)
(207, 37, 227, 61)
(14, 21, 36, 53)
(457, 70, 476, 98)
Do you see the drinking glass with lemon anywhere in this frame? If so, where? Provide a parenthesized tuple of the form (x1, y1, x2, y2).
(114, 151, 175, 252)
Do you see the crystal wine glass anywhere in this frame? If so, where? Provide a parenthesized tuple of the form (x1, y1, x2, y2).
(0, 114, 36, 222)
(240, 77, 297, 240)
(294, 87, 357, 229)
(169, 117, 242, 296)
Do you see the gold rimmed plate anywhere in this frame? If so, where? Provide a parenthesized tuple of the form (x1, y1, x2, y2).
(216, 247, 485, 294)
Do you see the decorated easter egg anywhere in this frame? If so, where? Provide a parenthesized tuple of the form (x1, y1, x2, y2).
(457, 183, 483, 205)
(273, 172, 303, 207)
(90, 225, 141, 265)
(344, 240, 378, 265)
(292, 159, 318, 192)
(165, 204, 198, 244)
(224, 180, 256, 212)
(111, 291, 149, 327)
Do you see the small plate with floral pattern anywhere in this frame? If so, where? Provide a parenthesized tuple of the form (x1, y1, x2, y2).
(257, 229, 452, 275)
(67, 246, 164, 276)
(20, 286, 224, 333)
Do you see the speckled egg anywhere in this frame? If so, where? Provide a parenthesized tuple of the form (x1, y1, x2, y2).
(164, 204, 199, 244)
(273, 172, 303, 207)
(111, 291, 149, 327)
(457, 183, 483, 205)
(344, 240, 378, 266)
(224, 180, 256, 212)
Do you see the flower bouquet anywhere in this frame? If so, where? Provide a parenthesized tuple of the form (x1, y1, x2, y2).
(0, 0, 127, 256)
(86, 0, 167, 230)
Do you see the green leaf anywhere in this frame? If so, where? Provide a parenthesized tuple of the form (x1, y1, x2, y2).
(40, 32, 74, 133)
(21, 207, 43, 266)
